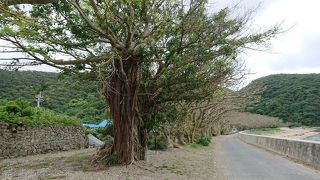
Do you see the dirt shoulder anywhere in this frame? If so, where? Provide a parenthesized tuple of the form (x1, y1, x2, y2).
(0, 140, 223, 180)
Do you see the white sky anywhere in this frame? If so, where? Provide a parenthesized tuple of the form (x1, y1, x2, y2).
(2, 0, 320, 86)
(213, 0, 320, 85)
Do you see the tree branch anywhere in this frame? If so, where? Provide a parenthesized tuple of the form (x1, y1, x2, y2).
(4, 0, 57, 6)
(50, 55, 112, 65)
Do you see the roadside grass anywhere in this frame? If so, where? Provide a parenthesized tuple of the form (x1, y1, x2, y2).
(67, 154, 91, 163)
(158, 160, 188, 176)
(46, 175, 67, 179)
(189, 143, 209, 150)
(65, 153, 92, 171)
(0, 161, 52, 170)
(0, 162, 12, 170)
(1, 152, 92, 173)
(250, 127, 282, 135)
(24, 162, 52, 169)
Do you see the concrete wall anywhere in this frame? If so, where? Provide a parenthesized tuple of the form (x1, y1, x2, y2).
(238, 132, 320, 169)
(0, 123, 88, 158)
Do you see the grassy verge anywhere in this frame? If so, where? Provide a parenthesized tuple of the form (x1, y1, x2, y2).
(189, 143, 209, 150)
(158, 160, 188, 176)
(250, 127, 282, 135)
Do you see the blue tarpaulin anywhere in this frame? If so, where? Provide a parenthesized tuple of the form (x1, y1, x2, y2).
(83, 120, 112, 128)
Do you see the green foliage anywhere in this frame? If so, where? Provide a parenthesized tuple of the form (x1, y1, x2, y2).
(245, 74, 320, 126)
(195, 137, 211, 146)
(148, 135, 169, 150)
(190, 143, 208, 149)
(0, 70, 106, 123)
(288, 123, 303, 128)
(84, 127, 108, 141)
(0, 99, 80, 126)
(104, 155, 115, 165)
(0, 1, 280, 131)
(0, 1, 282, 163)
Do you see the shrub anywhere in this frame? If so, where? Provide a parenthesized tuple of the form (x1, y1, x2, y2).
(148, 135, 168, 150)
(196, 137, 211, 146)
(84, 127, 109, 141)
(104, 154, 115, 165)
(288, 123, 302, 128)
(0, 99, 80, 126)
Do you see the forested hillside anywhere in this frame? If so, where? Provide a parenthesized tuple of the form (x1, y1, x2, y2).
(0, 70, 106, 122)
(245, 74, 320, 126)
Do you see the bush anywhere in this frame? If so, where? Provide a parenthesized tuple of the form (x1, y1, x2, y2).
(148, 135, 168, 150)
(84, 127, 109, 141)
(196, 137, 211, 146)
(288, 123, 302, 128)
(104, 154, 115, 165)
(0, 99, 81, 126)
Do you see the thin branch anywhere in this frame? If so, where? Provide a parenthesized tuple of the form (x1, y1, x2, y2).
(50, 55, 112, 65)
(70, 0, 124, 51)
(4, 0, 57, 6)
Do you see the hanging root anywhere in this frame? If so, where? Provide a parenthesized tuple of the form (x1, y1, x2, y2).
(90, 140, 114, 166)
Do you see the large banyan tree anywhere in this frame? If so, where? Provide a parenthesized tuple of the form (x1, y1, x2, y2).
(0, 0, 280, 164)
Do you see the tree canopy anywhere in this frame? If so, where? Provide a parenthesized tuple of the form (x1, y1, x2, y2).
(0, 0, 281, 164)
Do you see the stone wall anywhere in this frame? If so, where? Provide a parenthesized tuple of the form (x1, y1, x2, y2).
(0, 123, 88, 158)
(238, 132, 320, 169)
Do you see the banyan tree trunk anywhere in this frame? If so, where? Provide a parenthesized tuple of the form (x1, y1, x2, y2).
(104, 57, 148, 165)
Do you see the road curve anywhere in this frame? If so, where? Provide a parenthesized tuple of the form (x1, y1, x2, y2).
(214, 135, 320, 180)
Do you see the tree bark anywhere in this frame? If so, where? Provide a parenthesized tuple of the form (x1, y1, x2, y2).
(106, 57, 147, 164)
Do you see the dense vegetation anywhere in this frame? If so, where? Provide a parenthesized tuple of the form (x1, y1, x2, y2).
(0, 99, 81, 126)
(223, 112, 289, 131)
(0, 70, 106, 122)
(1, 0, 280, 164)
(245, 74, 320, 126)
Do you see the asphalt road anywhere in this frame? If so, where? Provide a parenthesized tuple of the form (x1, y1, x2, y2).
(214, 135, 320, 180)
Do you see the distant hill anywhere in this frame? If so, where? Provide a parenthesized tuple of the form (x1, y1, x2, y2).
(0, 70, 106, 122)
(244, 74, 320, 126)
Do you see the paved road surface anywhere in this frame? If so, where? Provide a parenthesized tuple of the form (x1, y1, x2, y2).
(214, 135, 320, 180)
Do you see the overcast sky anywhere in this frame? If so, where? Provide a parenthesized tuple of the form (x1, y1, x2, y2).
(2, 0, 320, 86)
(213, 0, 320, 86)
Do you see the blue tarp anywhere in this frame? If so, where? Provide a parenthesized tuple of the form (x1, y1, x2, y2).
(83, 120, 112, 128)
